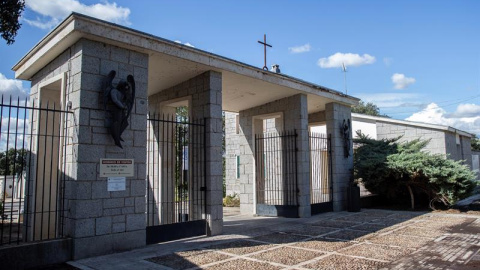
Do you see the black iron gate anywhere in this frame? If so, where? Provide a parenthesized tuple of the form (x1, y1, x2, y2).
(309, 132, 333, 214)
(146, 114, 206, 244)
(255, 130, 298, 217)
(0, 96, 72, 246)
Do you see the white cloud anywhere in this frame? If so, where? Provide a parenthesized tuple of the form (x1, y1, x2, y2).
(450, 103, 480, 118)
(288, 43, 311, 54)
(174, 40, 195, 48)
(0, 73, 29, 100)
(24, 0, 130, 29)
(317, 52, 375, 68)
(391, 73, 416, 89)
(406, 103, 480, 135)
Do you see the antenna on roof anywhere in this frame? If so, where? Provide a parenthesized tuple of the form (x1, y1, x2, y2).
(342, 62, 348, 94)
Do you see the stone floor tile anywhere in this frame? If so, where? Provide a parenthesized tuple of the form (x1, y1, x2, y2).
(303, 254, 386, 270)
(253, 232, 310, 244)
(293, 238, 353, 252)
(322, 229, 376, 241)
(339, 243, 410, 261)
(145, 249, 232, 270)
(205, 239, 276, 255)
(205, 258, 281, 270)
(250, 246, 323, 266)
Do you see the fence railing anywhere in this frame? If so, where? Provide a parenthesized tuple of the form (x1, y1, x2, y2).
(146, 114, 206, 227)
(255, 130, 298, 206)
(0, 96, 72, 246)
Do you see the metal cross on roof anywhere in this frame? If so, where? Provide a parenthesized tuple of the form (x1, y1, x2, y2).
(258, 34, 272, 71)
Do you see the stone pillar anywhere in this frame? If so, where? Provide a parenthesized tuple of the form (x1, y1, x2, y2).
(64, 39, 149, 259)
(325, 102, 353, 211)
(148, 71, 223, 235)
(237, 94, 310, 217)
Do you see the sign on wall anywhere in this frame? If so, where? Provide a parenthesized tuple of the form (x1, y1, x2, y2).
(107, 177, 126, 191)
(100, 159, 134, 177)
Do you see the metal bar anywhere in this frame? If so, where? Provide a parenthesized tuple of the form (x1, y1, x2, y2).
(25, 99, 35, 242)
(9, 97, 21, 244)
(17, 97, 28, 244)
(60, 107, 70, 237)
(1, 96, 10, 244)
(47, 102, 56, 239)
(203, 118, 207, 221)
(40, 101, 50, 241)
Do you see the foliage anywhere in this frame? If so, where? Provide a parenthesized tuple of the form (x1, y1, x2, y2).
(0, 0, 25, 45)
(0, 148, 27, 176)
(223, 193, 240, 207)
(472, 135, 480, 151)
(352, 101, 390, 118)
(354, 132, 476, 209)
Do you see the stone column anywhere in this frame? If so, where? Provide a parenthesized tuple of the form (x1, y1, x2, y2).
(325, 102, 353, 211)
(237, 94, 310, 217)
(65, 39, 149, 259)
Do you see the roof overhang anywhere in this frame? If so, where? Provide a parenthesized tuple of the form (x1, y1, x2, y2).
(13, 13, 359, 113)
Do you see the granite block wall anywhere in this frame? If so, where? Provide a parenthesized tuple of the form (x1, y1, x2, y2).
(30, 38, 149, 259)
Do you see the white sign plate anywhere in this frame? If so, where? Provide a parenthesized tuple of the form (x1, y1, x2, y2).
(100, 159, 134, 177)
(108, 177, 126, 191)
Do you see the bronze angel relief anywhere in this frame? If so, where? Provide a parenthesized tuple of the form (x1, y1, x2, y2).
(103, 70, 135, 148)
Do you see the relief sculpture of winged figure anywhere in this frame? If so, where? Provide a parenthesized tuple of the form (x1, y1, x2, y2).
(103, 70, 135, 148)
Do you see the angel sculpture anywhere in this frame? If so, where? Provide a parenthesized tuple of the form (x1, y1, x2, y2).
(103, 70, 135, 148)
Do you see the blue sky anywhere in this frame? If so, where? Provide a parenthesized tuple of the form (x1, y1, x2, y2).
(1, 0, 479, 135)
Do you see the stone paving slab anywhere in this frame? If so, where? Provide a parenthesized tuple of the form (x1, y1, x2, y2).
(69, 209, 480, 270)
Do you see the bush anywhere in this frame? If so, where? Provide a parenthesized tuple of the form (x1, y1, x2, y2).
(354, 133, 476, 209)
(223, 193, 240, 207)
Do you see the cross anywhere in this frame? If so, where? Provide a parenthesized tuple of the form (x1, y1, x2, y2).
(258, 34, 272, 71)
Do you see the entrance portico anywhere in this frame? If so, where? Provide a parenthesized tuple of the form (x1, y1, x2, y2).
(12, 13, 358, 261)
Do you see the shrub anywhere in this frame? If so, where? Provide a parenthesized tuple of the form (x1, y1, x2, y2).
(223, 193, 240, 207)
(354, 132, 476, 209)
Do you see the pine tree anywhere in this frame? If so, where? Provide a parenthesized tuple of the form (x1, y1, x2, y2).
(354, 132, 476, 209)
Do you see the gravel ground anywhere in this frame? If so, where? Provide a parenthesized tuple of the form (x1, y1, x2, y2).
(339, 243, 410, 261)
(250, 246, 323, 266)
(303, 254, 386, 270)
(280, 224, 338, 236)
(253, 232, 310, 244)
(146, 249, 232, 269)
(323, 229, 376, 241)
(368, 233, 431, 248)
(335, 215, 382, 223)
(293, 238, 354, 252)
(312, 220, 360, 229)
(206, 239, 276, 255)
(394, 225, 444, 238)
(205, 258, 281, 270)
(350, 223, 397, 233)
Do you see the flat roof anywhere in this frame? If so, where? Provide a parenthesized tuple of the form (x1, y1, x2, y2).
(352, 113, 473, 138)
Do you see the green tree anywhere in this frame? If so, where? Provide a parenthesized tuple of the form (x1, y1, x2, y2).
(0, 0, 25, 45)
(0, 148, 27, 175)
(472, 135, 480, 151)
(354, 132, 476, 209)
(352, 101, 389, 117)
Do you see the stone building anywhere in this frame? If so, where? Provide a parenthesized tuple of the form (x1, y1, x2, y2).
(351, 113, 473, 166)
(5, 12, 358, 268)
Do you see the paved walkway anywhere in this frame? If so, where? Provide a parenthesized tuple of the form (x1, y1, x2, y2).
(69, 209, 480, 270)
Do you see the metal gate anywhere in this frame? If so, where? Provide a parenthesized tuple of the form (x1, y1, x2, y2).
(255, 130, 298, 217)
(309, 132, 333, 214)
(0, 97, 72, 246)
(146, 114, 206, 244)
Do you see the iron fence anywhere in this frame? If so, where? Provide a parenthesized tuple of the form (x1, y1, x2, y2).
(146, 114, 206, 227)
(255, 130, 298, 206)
(309, 132, 332, 205)
(0, 96, 72, 246)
